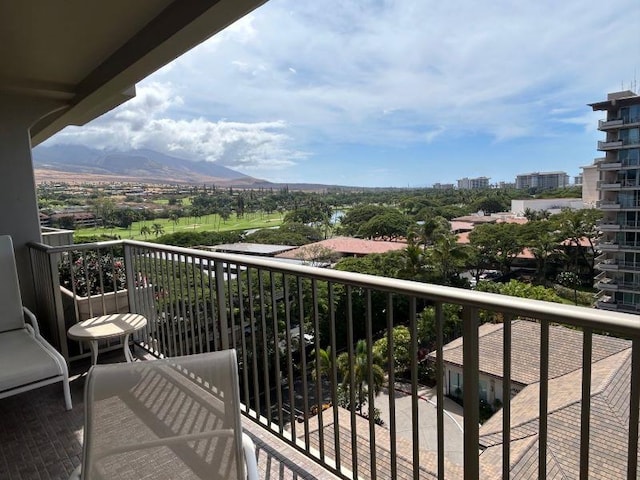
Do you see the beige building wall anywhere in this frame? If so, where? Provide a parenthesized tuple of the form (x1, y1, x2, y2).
(581, 164, 599, 206)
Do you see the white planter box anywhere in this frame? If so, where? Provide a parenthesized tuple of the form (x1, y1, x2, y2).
(60, 286, 130, 321)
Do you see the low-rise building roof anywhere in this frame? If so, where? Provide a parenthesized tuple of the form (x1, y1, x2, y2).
(305, 405, 464, 479)
(276, 236, 407, 259)
(432, 320, 630, 387)
(479, 348, 637, 479)
(206, 243, 297, 256)
(450, 221, 475, 233)
(451, 215, 498, 225)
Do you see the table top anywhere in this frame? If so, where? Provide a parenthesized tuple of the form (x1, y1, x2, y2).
(67, 313, 147, 341)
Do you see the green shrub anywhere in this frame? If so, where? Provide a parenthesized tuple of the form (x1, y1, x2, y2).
(553, 284, 594, 306)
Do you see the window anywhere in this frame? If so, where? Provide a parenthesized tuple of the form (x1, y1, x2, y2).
(479, 380, 488, 402)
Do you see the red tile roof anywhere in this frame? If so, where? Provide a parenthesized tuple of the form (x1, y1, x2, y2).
(275, 236, 407, 258)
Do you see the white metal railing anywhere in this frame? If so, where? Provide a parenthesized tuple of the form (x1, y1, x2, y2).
(598, 140, 624, 149)
(29, 239, 640, 479)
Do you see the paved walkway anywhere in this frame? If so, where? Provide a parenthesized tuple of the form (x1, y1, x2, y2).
(375, 381, 464, 466)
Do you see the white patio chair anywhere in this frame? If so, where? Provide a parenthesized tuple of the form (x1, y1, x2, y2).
(0, 235, 71, 410)
(72, 350, 258, 479)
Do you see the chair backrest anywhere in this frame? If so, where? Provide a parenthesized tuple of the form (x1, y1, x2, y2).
(82, 350, 246, 480)
(0, 235, 25, 333)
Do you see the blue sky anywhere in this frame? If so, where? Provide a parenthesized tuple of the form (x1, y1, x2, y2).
(43, 0, 640, 187)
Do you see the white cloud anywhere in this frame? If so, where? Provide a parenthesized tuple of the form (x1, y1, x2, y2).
(154, 0, 637, 144)
(48, 82, 303, 170)
(48, 0, 639, 178)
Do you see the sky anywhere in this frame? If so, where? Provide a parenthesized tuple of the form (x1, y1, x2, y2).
(42, 0, 640, 188)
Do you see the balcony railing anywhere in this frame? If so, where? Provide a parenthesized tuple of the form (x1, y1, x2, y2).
(598, 140, 624, 150)
(28, 239, 640, 479)
(596, 180, 622, 190)
(596, 200, 621, 209)
(599, 117, 640, 129)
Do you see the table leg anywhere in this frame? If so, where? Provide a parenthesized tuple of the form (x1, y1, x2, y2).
(89, 340, 98, 365)
(123, 333, 134, 362)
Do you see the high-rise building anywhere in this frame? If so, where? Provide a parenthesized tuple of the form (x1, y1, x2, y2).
(591, 90, 640, 313)
(515, 171, 570, 190)
(432, 182, 455, 190)
(457, 176, 490, 190)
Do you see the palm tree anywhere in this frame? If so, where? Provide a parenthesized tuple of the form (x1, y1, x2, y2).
(399, 235, 427, 281)
(140, 225, 151, 239)
(169, 212, 180, 232)
(151, 223, 165, 238)
(427, 232, 469, 285)
(523, 222, 562, 285)
(337, 339, 385, 415)
(311, 346, 335, 400)
(416, 216, 450, 251)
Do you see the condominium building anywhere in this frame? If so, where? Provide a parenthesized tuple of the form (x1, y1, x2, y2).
(515, 171, 570, 190)
(432, 182, 455, 190)
(591, 90, 640, 313)
(457, 176, 490, 190)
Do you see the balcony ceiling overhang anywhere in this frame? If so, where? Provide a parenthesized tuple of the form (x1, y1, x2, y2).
(589, 95, 640, 111)
(0, 0, 267, 145)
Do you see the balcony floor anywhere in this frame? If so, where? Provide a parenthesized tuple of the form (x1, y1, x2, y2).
(0, 348, 339, 480)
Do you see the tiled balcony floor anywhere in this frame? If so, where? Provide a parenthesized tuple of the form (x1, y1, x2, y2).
(0, 348, 339, 480)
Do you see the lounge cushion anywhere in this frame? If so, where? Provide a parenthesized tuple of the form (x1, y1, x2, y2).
(0, 329, 63, 392)
(0, 236, 25, 333)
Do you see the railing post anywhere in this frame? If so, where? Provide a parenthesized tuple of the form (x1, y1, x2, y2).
(123, 243, 136, 312)
(579, 328, 592, 480)
(436, 302, 445, 480)
(539, 320, 549, 480)
(628, 338, 640, 479)
(215, 260, 229, 350)
(47, 247, 68, 360)
(462, 306, 479, 479)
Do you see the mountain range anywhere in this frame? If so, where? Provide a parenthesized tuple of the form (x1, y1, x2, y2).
(32, 145, 263, 186)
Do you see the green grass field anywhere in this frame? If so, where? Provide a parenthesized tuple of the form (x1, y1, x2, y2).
(74, 211, 284, 240)
(150, 197, 192, 207)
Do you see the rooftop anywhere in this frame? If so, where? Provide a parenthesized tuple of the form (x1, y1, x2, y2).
(479, 348, 637, 479)
(433, 320, 631, 386)
(451, 215, 498, 225)
(206, 243, 297, 256)
(276, 236, 407, 258)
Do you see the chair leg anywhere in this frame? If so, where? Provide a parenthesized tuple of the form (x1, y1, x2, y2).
(63, 377, 72, 411)
(242, 432, 259, 480)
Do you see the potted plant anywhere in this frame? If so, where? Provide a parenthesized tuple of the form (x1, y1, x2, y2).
(59, 250, 129, 320)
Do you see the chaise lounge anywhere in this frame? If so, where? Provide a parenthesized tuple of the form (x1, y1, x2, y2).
(0, 235, 71, 410)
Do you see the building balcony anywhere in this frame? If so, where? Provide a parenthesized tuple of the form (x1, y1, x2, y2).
(596, 200, 621, 210)
(8, 239, 640, 479)
(597, 180, 623, 190)
(599, 118, 625, 130)
(599, 117, 640, 130)
(598, 161, 623, 171)
(597, 259, 640, 273)
(597, 221, 621, 231)
(597, 278, 640, 293)
(598, 241, 640, 252)
(598, 140, 624, 150)
(596, 278, 619, 291)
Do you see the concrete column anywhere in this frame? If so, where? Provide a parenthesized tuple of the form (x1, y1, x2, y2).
(0, 93, 65, 309)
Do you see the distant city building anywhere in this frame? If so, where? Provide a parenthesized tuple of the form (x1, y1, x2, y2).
(591, 90, 640, 314)
(432, 183, 455, 190)
(457, 176, 490, 190)
(497, 181, 516, 189)
(510, 198, 585, 216)
(515, 171, 570, 190)
(574, 174, 583, 185)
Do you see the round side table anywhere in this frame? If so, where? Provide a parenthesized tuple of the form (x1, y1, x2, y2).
(68, 313, 147, 365)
